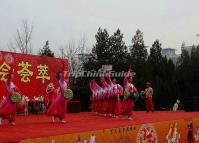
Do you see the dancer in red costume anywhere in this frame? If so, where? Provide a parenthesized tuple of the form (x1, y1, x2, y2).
(89, 80, 95, 112)
(90, 80, 105, 114)
(123, 69, 138, 120)
(89, 80, 99, 112)
(100, 72, 112, 116)
(106, 70, 124, 118)
(94, 80, 105, 114)
(47, 62, 67, 123)
(45, 83, 57, 109)
(0, 66, 20, 125)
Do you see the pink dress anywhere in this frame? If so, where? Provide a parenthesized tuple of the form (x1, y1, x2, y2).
(0, 80, 17, 122)
(47, 75, 67, 119)
(107, 72, 124, 116)
(89, 81, 98, 112)
(123, 69, 137, 116)
(92, 81, 104, 113)
(100, 74, 112, 114)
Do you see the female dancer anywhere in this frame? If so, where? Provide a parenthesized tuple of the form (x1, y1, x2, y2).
(123, 69, 137, 120)
(100, 72, 112, 116)
(45, 83, 57, 109)
(47, 62, 67, 123)
(0, 66, 19, 125)
(106, 70, 124, 119)
(90, 79, 106, 114)
(89, 80, 98, 112)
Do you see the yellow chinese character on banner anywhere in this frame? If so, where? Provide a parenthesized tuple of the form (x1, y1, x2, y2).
(36, 64, 50, 84)
(0, 62, 11, 81)
(17, 61, 33, 83)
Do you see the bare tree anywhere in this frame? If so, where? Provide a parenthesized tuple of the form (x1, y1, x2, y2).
(59, 41, 80, 73)
(59, 37, 88, 81)
(8, 19, 33, 54)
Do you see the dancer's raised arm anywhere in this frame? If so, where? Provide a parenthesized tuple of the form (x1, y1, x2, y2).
(100, 73, 109, 88)
(106, 70, 113, 86)
(124, 69, 132, 86)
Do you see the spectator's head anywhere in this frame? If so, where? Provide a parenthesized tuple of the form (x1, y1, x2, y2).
(146, 82, 151, 87)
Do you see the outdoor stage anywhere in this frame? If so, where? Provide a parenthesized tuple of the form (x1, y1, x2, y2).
(1, 111, 199, 143)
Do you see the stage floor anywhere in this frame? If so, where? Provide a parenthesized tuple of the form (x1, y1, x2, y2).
(1, 111, 199, 142)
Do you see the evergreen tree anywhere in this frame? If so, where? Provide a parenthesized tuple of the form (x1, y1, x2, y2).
(176, 43, 192, 101)
(92, 28, 110, 66)
(109, 29, 129, 71)
(148, 40, 162, 64)
(130, 29, 148, 93)
(189, 45, 199, 98)
(39, 40, 54, 57)
(85, 28, 129, 72)
(130, 29, 147, 65)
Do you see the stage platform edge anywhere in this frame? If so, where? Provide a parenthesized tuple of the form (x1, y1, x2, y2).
(20, 116, 199, 143)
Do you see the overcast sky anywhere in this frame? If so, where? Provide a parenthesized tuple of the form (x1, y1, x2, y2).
(0, 0, 199, 54)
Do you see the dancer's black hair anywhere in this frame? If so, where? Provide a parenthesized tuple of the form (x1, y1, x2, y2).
(56, 72, 62, 80)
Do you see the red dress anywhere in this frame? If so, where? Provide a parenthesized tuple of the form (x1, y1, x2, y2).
(45, 90, 57, 108)
(100, 74, 111, 114)
(0, 81, 17, 122)
(113, 84, 123, 116)
(89, 82, 98, 112)
(106, 72, 123, 116)
(90, 81, 99, 113)
(47, 77, 67, 120)
(122, 70, 137, 116)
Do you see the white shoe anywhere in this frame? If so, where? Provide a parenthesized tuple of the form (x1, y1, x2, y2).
(60, 120, 66, 123)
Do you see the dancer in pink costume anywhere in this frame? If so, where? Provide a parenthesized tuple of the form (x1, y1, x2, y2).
(47, 62, 68, 123)
(123, 69, 138, 120)
(89, 80, 99, 112)
(90, 80, 104, 114)
(106, 70, 124, 118)
(0, 66, 20, 125)
(100, 72, 112, 116)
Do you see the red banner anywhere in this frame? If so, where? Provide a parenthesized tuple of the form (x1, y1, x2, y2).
(0, 51, 69, 100)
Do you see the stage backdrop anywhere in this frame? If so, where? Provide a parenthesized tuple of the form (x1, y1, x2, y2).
(0, 51, 69, 100)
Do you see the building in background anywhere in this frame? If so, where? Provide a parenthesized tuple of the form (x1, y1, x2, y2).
(161, 48, 180, 64)
(182, 46, 194, 55)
